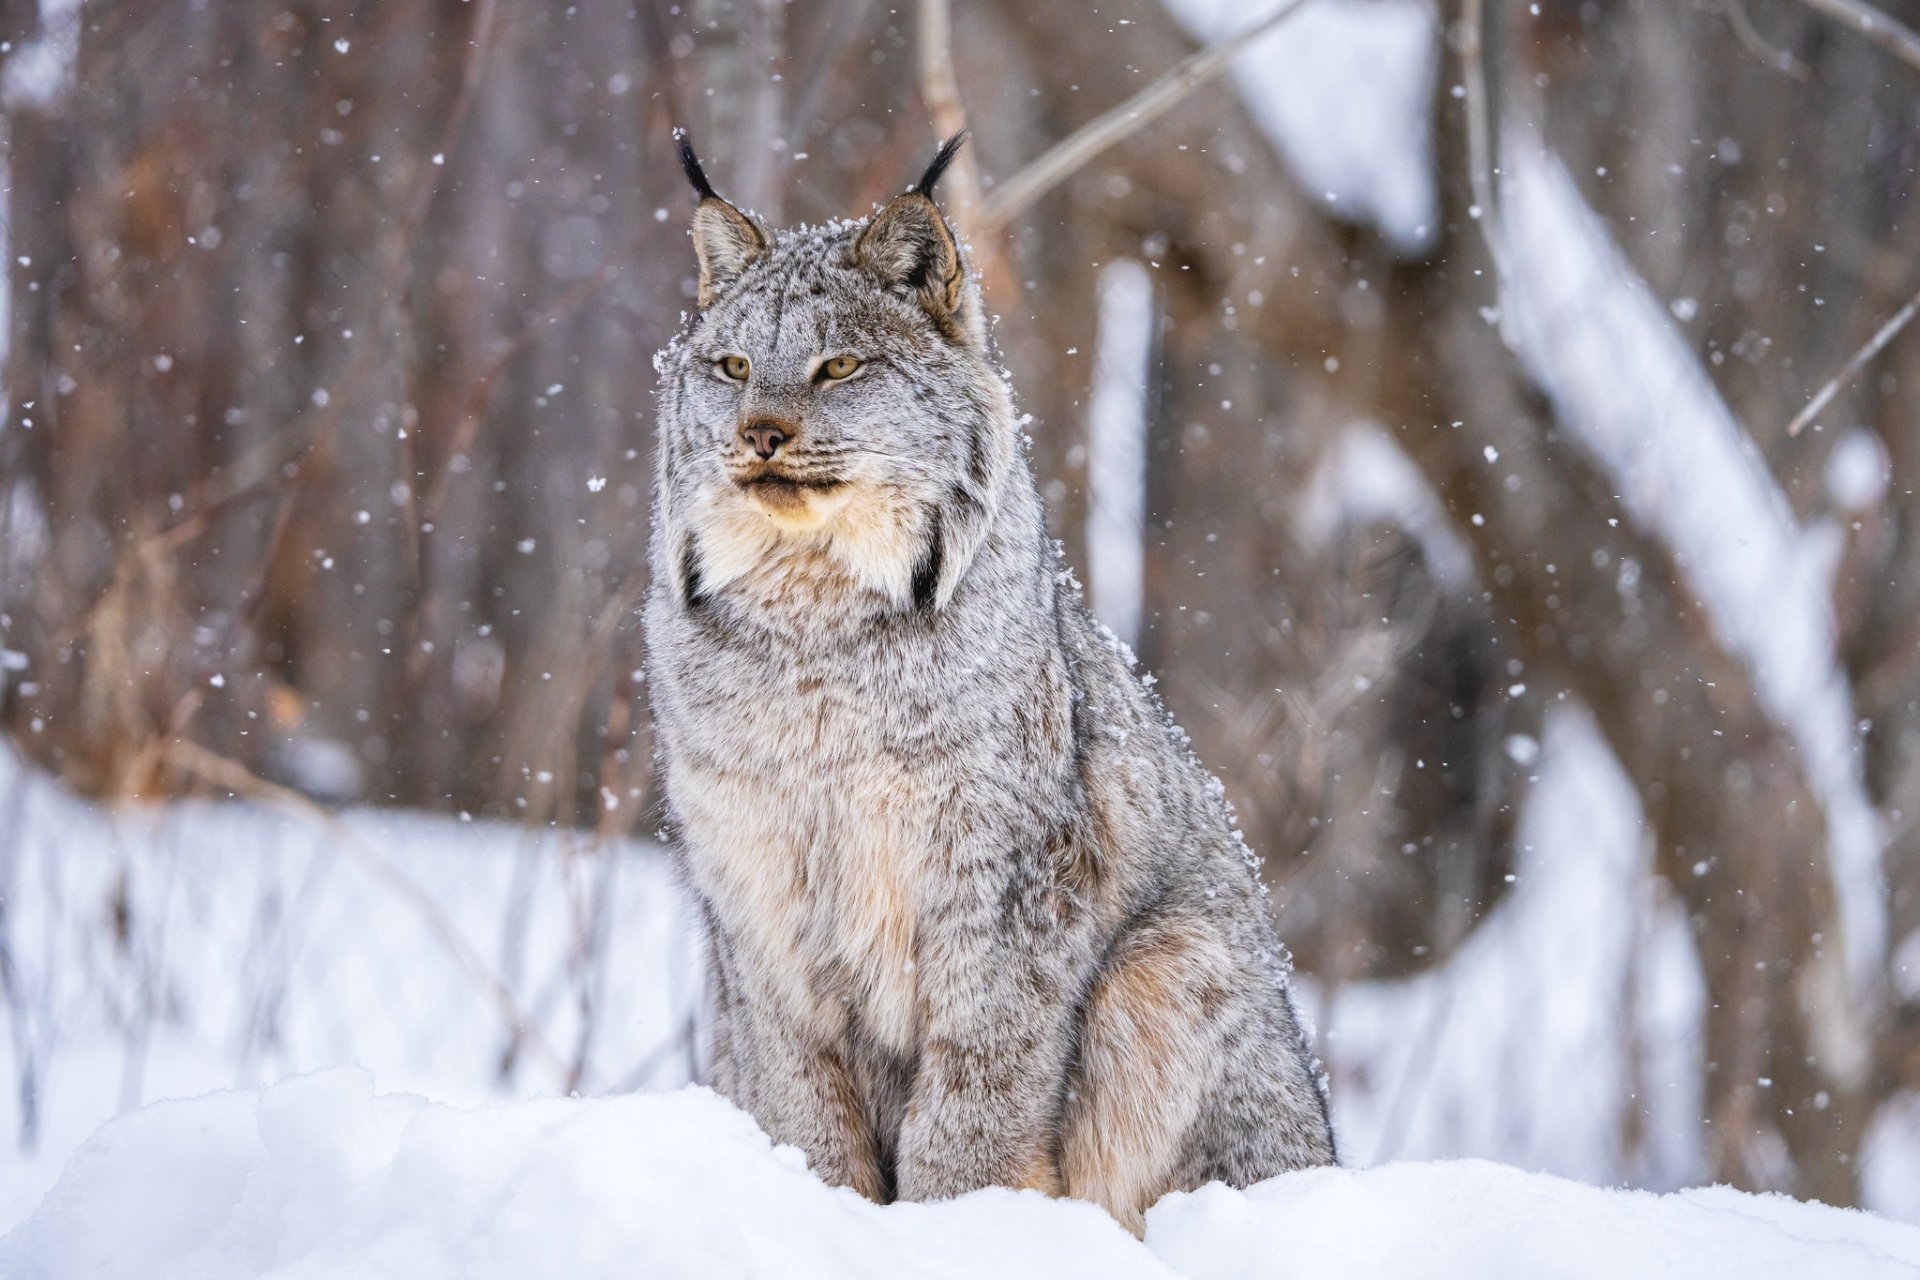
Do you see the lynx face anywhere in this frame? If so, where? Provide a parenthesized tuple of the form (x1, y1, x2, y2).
(657, 135, 1011, 614)
(677, 232, 968, 532)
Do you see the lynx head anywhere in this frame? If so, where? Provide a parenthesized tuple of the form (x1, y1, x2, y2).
(654, 131, 1014, 616)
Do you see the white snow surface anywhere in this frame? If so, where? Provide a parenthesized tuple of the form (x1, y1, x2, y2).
(0, 741, 704, 1229)
(8, 699, 1920, 1240)
(5, 1067, 1917, 1280)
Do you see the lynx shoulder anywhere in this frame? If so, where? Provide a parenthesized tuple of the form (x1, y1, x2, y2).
(646, 131, 1334, 1233)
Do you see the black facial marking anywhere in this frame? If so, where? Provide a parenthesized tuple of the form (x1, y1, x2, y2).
(769, 288, 788, 354)
(911, 509, 943, 611)
(681, 541, 709, 609)
(966, 418, 991, 492)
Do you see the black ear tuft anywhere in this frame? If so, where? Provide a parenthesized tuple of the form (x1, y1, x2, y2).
(675, 128, 718, 202)
(677, 129, 768, 307)
(913, 131, 969, 199)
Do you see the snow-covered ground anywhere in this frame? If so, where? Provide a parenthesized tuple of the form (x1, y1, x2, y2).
(0, 741, 705, 1230)
(6, 715, 1920, 1269)
(7, 1067, 1918, 1279)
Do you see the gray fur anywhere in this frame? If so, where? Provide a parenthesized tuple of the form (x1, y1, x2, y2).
(646, 140, 1334, 1233)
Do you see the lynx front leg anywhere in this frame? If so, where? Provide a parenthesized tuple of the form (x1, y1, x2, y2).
(895, 990, 1070, 1200)
(718, 981, 888, 1202)
(894, 918, 1078, 1203)
(1058, 922, 1224, 1235)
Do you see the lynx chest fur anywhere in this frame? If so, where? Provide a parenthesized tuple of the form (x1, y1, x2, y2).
(646, 132, 1334, 1232)
(672, 682, 932, 1052)
(657, 533, 1070, 1053)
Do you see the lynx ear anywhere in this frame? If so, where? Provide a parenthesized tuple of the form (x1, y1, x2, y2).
(855, 132, 969, 324)
(677, 129, 766, 307)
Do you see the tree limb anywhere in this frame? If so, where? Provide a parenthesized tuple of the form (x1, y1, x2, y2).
(1787, 277, 1920, 435)
(244, 0, 502, 630)
(976, 0, 1318, 235)
(1792, 0, 1920, 75)
(917, 0, 985, 228)
(1461, 0, 1516, 349)
(1728, 0, 1814, 81)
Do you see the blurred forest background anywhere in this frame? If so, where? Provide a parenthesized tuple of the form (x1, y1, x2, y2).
(4, 0, 1920, 1221)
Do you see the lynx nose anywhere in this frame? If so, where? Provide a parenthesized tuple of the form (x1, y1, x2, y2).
(740, 420, 789, 461)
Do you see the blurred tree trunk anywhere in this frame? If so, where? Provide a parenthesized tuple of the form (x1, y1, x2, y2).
(1373, 0, 1870, 1205)
(982, 0, 1870, 1203)
(982, 0, 1526, 982)
(0, 0, 688, 828)
(1534, 0, 1920, 1109)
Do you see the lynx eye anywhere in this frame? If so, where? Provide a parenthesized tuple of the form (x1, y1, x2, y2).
(717, 355, 750, 381)
(818, 355, 862, 382)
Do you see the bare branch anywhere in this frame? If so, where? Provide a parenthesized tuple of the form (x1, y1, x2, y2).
(1792, 0, 1920, 75)
(1727, 0, 1814, 81)
(1787, 278, 1920, 436)
(976, 0, 1318, 235)
(1460, 0, 1516, 350)
(735, 0, 787, 219)
(916, 0, 985, 229)
(418, 262, 622, 528)
(783, 0, 866, 178)
(164, 738, 572, 1081)
(244, 0, 503, 628)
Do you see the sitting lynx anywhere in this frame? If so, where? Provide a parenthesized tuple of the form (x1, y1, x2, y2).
(646, 132, 1335, 1234)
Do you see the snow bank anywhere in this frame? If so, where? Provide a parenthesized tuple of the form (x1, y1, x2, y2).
(6, 1069, 1917, 1280)
(3, 1071, 1157, 1280)
(1152, 1157, 1920, 1279)
(0, 742, 703, 1229)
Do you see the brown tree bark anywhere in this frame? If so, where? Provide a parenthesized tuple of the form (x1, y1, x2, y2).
(983, 0, 1870, 1202)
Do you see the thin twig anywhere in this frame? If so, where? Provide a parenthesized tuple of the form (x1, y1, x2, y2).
(611, 1014, 699, 1093)
(1787, 279, 1920, 436)
(976, 0, 1319, 234)
(1461, 0, 1517, 351)
(916, 0, 985, 228)
(417, 262, 621, 528)
(1371, 973, 1457, 1164)
(164, 738, 570, 1081)
(735, 0, 786, 219)
(244, 0, 502, 627)
(784, 0, 865, 177)
(1791, 0, 1920, 75)
(1728, 0, 1814, 81)
(49, 439, 299, 651)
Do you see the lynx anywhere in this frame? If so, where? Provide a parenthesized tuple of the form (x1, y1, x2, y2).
(646, 132, 1335, 1234)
